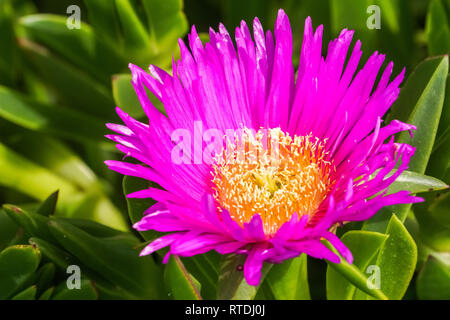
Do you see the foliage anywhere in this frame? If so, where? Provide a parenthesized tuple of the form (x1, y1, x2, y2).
(0, 0, 449, 300)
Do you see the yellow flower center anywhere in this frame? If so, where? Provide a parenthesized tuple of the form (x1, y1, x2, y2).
(211, 128, 335, 235)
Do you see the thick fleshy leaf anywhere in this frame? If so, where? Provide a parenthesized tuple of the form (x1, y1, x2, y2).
(427, 74, 450, 184)
(0, 86, 109, 144)
(414, 191, 450, 252)
(19, 38, 116, 120)
(217, 254, 272, 300)
(396, 56, 448, 175)
(123, 175, 159, 241)
(28, 237, 80, 271)
(0, 144, 127, 230)
(181, 252, 221, 300)
(0, 0, 17, 86)
(387, 170, 448, 195)
(114, 0, 152, 56)
(11, 285, 37, 300)
(142, 0, 188, 51)
(324, 240, 388, 300)
(52, 279, 98, 300)
(385, 56, 448, 224)
(48, 219, 164, 299)
(326, 231, 388, 300)
(265, 254, 310, 300)
(164, 255, 202, 300)
(0, 208, 20, 251)
(0, 143, 78, 202)
(112, 73, 165, 119)
(355, 214, 418, 300)
(36, 191, 59, 216)
(83, 0, 121, 45)
(416, 253, 450, 299)
(4, 204, 57, 242)
(35, 263, 55, 296)
(19, 14, 124, 84)
(426, 0, 450, 55)
(0, 245, 41, 299)
(38, 287, 54, 300)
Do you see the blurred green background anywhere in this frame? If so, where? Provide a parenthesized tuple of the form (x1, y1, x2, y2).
(0, 0, 449, 300)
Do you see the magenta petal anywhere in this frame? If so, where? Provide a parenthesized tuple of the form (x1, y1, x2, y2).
(323, 231, 353, 264)
(139, 233, 180, 256)
(244, 214, 266, 241)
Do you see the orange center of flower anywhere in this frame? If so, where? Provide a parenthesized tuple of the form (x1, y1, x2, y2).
(211, 128, 335, 235)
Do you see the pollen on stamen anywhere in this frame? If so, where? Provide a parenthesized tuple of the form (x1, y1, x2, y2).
(211, 127, 335, 235)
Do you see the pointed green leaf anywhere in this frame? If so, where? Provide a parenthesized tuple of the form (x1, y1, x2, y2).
(19, 38, 116, 119)
(112, 73, 165, 119)
(396, 56, 448, 175)
(114, 0, 152, 56)
(181, 252, 221, 300)
(387, 170, 449, 195)
(142, 0, 188, 51)
(416, 254, 450, 299)
(11, 285, 37, 300)
(357, 214, 418, 300)
(265, 254, 310, 300)
(0, 0, 18, 86)
(36, 191, 59, 216)
(38, 286, 54, 300)
(35, 263, 55, 296)
(386, 56, 449, 222)
(0, 245, 41, 299)
(217, 254, 272, 300)
(0, 86, 109, 144)
(324, 239, 388, 300)
(123, 175, 159, 241)
(19, 14, 125, 84)
(83, 0, 121, 45)
(48, 219, 164, 299)
(52, 279, 98, 300)
(426, 0, 450, 55)
(326, 231, 388, 300)
(164, 255, 202, 300)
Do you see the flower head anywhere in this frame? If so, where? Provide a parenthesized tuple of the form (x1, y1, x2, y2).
(105, 9, 422, 286)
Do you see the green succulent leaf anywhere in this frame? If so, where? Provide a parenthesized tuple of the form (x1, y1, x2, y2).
(35, 262, 56, 296)
(112, 73, 165, 119)
(36, 191, 59, 216)
(217, 253, 272, 300)
(181, 252, 221, 300)
(0, 86, 109, 145)
(83, 0, 121, 45)
(265, 254, 310, 300)
(385, 56, 449, 223)
(0, 0, 17, 86)
(38, 286, 54, 300)
(19, 14, 125, 84)
(19, 38, 116, 120)
(52, 279, 98, 300)
(324, 239, 388, 300)
(11, 285, 37, 300)
(47, 218, 164, 299)
(387, 170, 449, 195)
(164, 255, 202, 300)
(0, 245, 41, 299)
(142, 0, 188, 52)
(355, 214, 418, 300)
(122, 175, 159, 242)
(416, 253, 450, 299)
(426, 0, 450, 55)
(326, 231, 388, 300)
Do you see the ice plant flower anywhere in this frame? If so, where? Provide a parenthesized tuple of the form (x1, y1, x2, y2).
(105, 9, 423, 286)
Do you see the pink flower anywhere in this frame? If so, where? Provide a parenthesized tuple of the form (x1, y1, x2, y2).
(105, 9, 422, 286)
